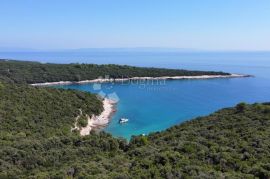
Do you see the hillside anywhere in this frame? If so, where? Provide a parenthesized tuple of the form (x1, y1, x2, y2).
(0, 82, 269, 178)
(0, 82, 103, 138)
(0, 60, 230, 84)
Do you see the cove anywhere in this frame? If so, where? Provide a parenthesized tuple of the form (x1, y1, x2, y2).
(54, 75, 270, 139)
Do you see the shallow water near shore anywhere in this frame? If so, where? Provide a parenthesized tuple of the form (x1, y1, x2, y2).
(2, 51, 270, 139)
(54, 74, 270, 139)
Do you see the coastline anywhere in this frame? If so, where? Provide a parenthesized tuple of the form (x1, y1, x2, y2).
(31, 74, 251, 86)
(80, 98, 116, 136)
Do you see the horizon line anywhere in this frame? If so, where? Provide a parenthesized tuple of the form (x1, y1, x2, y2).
(0, 47, 270, 53)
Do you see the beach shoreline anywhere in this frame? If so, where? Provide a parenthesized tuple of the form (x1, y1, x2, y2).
(31, 74, 251, 86)
(79, 98, 117, 136)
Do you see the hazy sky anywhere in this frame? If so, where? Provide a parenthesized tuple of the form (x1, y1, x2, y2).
(1, 0, 270, 51)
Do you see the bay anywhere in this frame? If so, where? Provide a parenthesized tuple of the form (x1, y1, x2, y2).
(1, 51, 270, 139)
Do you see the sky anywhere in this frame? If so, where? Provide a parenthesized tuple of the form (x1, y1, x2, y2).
(1, 0, 270, 51)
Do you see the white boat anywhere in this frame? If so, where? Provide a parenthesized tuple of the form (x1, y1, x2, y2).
(119, 118, 129, 124)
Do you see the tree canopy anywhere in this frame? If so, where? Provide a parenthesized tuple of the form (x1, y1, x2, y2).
(0, 59, 230, 84)
(0, 60, 268, 178)
(0, 82, 269, 178)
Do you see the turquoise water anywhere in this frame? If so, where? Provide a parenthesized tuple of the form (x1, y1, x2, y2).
(55, 76, 270, 139)
(1, 51, 270, 139)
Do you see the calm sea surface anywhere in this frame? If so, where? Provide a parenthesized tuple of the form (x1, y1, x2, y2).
(1, 51, 270, 139)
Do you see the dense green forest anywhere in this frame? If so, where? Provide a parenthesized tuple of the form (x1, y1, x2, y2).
(0, 82, 103, 138)
(0, 60, 268, 178)
(0, 60, 230, 84)
(0, 81, 269, 178)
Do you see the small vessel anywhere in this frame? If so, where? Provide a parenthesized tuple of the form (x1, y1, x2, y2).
(119, 118, 129, 124)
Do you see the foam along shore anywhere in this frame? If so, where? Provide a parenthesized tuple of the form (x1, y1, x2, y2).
(31, 74, 251, 86)
(79, 98, 116, 136)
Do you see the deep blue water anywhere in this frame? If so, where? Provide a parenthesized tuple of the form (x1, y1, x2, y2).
(1, 51, 270, 139)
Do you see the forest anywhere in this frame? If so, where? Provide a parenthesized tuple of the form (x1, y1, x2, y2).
(0, 81, 269, 178)
(0, 60, 230, 84)
(0, 60, 269, 178)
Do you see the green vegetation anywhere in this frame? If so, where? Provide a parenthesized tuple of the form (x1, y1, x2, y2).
(0, 82, 103, 138)
(236, 102, 248, 112)
(77, 115, 88, 128)
(0, 60, 268, 178)
(0, 82, 269, 178)
(0, 60, 230, 84)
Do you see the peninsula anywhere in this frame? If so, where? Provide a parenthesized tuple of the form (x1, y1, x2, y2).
(0, 59, 249, 85)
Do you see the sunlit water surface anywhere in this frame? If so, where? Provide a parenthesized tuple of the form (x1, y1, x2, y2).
(1, 51, 270, 139)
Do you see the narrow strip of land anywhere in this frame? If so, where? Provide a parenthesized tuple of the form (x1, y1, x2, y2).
(31, 74, 249, 86)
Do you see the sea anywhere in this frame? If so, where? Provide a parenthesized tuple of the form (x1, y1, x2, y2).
(1, 51, 270, 139)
